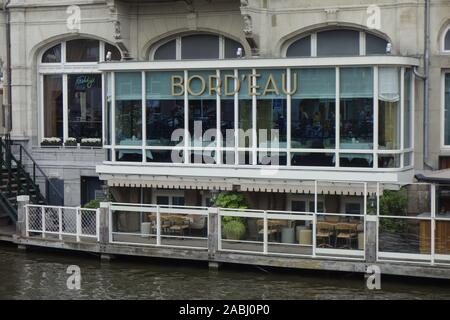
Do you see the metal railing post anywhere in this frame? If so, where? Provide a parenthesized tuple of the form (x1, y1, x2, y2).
(263, 211, 268, 254)
(76, 207, 81, 242)
(41, 206, 45, 239)
(156, 205, 161, 246)
(58, 207, 62, 240)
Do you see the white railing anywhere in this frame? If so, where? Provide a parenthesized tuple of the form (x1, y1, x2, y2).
(109, 203, 209, 250)
(218, 208, 366, 261)
(26, 204, 99, 242)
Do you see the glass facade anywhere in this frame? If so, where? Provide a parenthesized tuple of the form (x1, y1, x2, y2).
(104, 67, 413, 169)
(445, 73, 450, 146)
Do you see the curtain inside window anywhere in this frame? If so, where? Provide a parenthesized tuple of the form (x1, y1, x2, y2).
(293, 68, 335, 99)
(379, 67, 400, 102)
(340, 67, 373, 98)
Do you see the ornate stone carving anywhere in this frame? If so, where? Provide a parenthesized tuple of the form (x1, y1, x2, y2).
(324, 8, 339, 21)
(114, 20, 121, 40)
(243, 14, 252, 36)
(240, 0, 249, 7)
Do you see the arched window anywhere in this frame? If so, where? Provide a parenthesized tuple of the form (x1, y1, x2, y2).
(41, 39, 122, 63)
(285, 28, 389, 57)
(151, 33, 245, 60)
(39, 39, 121, 146)
(444, 26, 450, 52)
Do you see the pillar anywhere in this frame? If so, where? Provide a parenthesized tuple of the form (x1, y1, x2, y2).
(16, 195, 29, 238)
(365, 215, 377, 264)
(99, 202, 115, 261)
(207, 207, 220, 270)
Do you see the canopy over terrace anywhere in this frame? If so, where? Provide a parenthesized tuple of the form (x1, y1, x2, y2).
(104, 174, 381, 195)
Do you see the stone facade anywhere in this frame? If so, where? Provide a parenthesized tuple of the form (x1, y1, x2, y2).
(0, 0, 449, 206)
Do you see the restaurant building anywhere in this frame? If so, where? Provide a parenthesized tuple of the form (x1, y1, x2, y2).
(0, 0, 450, 256)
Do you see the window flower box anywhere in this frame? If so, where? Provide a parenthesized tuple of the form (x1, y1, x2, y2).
(64, 137, 78, 147)
(41, 137, 62, 147)
(80, 138, 102, 148)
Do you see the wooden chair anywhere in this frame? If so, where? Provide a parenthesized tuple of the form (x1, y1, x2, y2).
(335, 223, 358, 249)
(168, 215, 190, 236)
(316, 222, 335, 248)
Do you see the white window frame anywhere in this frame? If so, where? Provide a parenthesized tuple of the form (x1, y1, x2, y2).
(150, 34, 244, 61)
(38, 40, 118, 144)
(441, 70, 450, 149)
(283, 30, 387, 58)
(101, 56, 417, 173)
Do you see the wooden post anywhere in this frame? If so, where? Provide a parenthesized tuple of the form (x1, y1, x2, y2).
(365, 216, 377, 263)
(99, 202, 115, 261)
(207, 207, 219, 263)
(16, 195, 30, 238)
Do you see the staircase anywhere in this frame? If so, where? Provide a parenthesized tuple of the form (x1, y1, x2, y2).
(0, 134, 63, 225)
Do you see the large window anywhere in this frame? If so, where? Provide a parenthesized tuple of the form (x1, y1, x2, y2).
(378, 67, 401, 150)
(104, 66, 413, 170)
(43, 75, 63, 139)
(444, 73, 450, 146)
(40, 39, 122, 145)
(146, 71, 184, 147)
(152, 34, 245, 60)
(67, 74, 102, 142)
(285, 29, 388, 57)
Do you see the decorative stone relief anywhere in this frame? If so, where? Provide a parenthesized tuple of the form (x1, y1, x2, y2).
(243, 14, 252, 36)
(324, 8, 339, 22)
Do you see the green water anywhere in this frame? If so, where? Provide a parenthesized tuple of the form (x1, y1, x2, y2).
(0, 243, 449, 300)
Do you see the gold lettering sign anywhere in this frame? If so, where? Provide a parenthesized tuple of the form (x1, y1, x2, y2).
(170, 72, 298, 96)
(171, 75, 185, 96)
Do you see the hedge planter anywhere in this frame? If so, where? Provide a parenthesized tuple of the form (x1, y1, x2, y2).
(80, 139, 102, 148)
(64, 138, 78, 147)
(41, 138, 62, 147)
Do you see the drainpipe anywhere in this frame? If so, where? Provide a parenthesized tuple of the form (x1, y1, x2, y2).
(3, 0, 11, 132)
(414, 0, 433, 170)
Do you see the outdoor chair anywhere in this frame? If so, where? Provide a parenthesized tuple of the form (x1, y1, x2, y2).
(335, 223, 358, 249)
(316, 222, 335, 248)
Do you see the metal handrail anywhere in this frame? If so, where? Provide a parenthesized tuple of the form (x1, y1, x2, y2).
(0, 134, 64, 205)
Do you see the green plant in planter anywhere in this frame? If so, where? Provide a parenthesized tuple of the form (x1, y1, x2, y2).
(215, 192, 248, 240)
(64, 137, 77, 147)
(379, 189, 408, 233)
(41, 137, 62, 147)
(83, 199, 102, 209)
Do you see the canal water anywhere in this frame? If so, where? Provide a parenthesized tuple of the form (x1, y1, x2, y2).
(1, 243, 450, 300)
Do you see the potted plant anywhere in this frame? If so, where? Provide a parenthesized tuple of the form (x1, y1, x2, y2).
(80, 138, 102, 148)
(64, 137, 77, 147)
(41, 137, 62, 147)
(214, 192, 248, 240)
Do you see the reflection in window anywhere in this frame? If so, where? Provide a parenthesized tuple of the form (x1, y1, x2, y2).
(445, 29, 450, 51)
(115, 73, 142, 146)
(67, 74, 102, 142)
(340, 67, 373, 150)
(404, 69, 412, 149)
(154, 40, 177, 60)
(146, 72, 184, 146)
(286, 36, 311, 57)
(257, 70, 287, 148)
(225, 38, 245, 59)
(188, 71, 217, 148)
(105, 43, 122, 61)
(291, 68, 335, 150)
(378, 68, 401, 150)
(317, 30, 359, 56)
(43, 75, 63, 139)
(378, 154, 400, 168)
(42, 44, 61, 63)
(66, 39, 100, 62)
(340, 153, 373, 168)
(106, 73, 112, 145)
(221, 70, 235, 148)
(291, 152, 334, 167)
(445, 74, 450, 145)
(238, 70, 253, 148)
(366, 33, 388, 55)
(182, 35, 219, 60)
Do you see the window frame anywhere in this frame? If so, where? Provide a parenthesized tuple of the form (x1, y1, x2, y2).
(442, 25, 450, 53)
(283, 29, 388, 58)
(38, 40, 121, 144)
(102, 58, 416, 172)
(151, 189, 186, 205)
(150, 33, 245, 61)
(441, 71, 450, 149)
